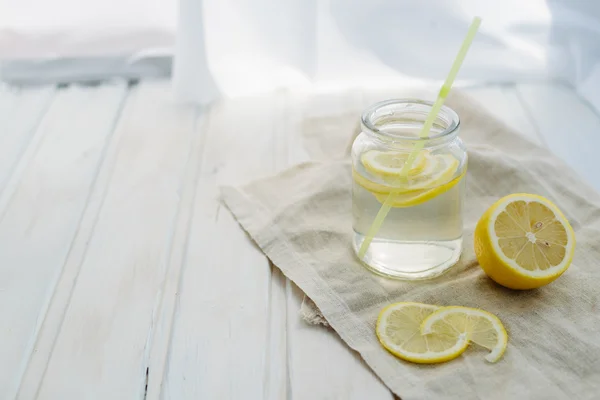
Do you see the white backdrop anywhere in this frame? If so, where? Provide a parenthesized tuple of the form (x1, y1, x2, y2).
(2, 0, 600, 110)
(0, 0, 176, 82)
(0, 0, 174, 58)
(174, 0, 600, 109)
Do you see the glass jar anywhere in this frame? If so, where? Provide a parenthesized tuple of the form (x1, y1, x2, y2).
(351, 99, 467, 280)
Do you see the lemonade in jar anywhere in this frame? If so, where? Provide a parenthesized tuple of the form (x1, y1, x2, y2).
(352, 99, 467, 279)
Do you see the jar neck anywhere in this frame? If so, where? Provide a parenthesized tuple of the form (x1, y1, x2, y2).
(361, 99, 460, 148)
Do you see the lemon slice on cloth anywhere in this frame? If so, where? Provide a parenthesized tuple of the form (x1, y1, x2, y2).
(361, 149, 428, 177)
(376, 302, 469, 364)
(474, 194, 576, 289)
(421, 306, 508, 363)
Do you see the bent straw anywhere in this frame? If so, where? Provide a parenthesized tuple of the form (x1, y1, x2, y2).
(358, 16, 482, 260)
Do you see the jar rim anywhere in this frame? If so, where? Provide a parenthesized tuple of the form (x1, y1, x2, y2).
(361, 98, 460, 142)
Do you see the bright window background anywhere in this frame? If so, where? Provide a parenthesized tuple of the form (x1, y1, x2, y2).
(2, 0, 600, 111)
(0, 0, 176, 58)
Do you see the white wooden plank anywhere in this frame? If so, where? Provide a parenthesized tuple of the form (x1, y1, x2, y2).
(163, 94, 283, 399)
(34, 81, 198, 400)
(0, 82, 127, 398)
(464, 85, 542, 144)
(283, 90, 393, 400)
(0, 85, 55, 195)
(144, 106, 207, 399)
(516, 82, 600, 191)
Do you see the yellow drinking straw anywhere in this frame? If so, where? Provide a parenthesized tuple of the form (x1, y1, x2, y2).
(358, 16, 482, 260)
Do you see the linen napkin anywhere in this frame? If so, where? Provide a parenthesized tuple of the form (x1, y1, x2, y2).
(221, 91, 600, 400)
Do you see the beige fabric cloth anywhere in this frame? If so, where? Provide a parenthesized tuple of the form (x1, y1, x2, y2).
(221, 91, 600, 400)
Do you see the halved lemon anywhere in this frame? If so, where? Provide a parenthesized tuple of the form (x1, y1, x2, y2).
(361, 149, 428, 177)
(421, 306, 508, 363)
(474, 194, 576, 289)
(376, 302, 469, 364)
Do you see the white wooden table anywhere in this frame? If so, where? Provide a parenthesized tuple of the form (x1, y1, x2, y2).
(1, 80, 598, 399)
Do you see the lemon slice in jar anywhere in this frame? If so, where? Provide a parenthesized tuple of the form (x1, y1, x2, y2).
(353, 150, 462, 206)
(398, 153, 459, 190)
(373, 170, 465, 207)
(361, 149, 429, 177)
